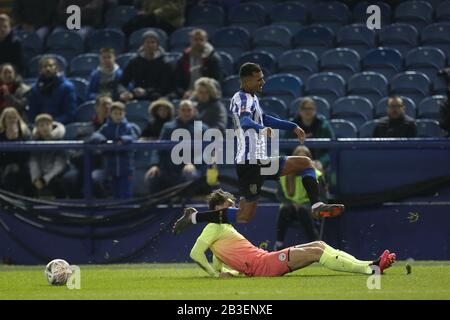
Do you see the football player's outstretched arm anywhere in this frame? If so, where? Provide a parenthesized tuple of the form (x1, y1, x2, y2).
(190, 224, 220, 277)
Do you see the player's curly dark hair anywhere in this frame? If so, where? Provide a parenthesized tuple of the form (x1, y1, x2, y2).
(207, 189, 236, 210)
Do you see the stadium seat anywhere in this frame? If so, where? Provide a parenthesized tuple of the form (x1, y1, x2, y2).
(70, 54, 99, 78)
(129, 28, 168, 51)
(405, 47, 446, 87)
(269, 22, 303, 36)
(362, 47, 403, 80)
(105, 5, 137, 29)
(416, 119, 444, 137)
(262, 73, 303, 107)
(126, 100, 150, 131)
(116, 53, 136, 70)
(352, 1, 392, 24)
(433, 75, 448, 95)
(246, 0, 277, 11)
(292, 25, 335, 57)
(389, 71, 431, 106)
(237, 51, 276, 74)
(252, 25, 292, 59)
(290, 96, 331, 119)
(394, 1, 433, 32)
(69, 77, 89, 104)
(16, 31, 43, 61)
(259, 97, 288, 119)
(378, 23, 419, 57)
(320, 48, 361, 82)
(169, 27, 196, 53)
(46, 30, 84, 62)
(330, 119, 357, 138)
(218, 51, 234, 77)
(187, 5, 225, 27)
(347, 72, 388, 106)
(269, 2, 308, 25)
(418, 95, 446, 119)
(421, 23, 450, 59)
(23, 78, 37, 86)
(278, 49, 319, 82)
(436, 1, 450, 22)
(359, 119, 381, 138)
(74, 101, 96, 122)
(332, 96, 374, 121)
(64, 122, 95, 140)
(228, 3, 267, 34)
(310, 1, 351, 29)
(222, 75, 240, 98)
(28, 54, 67, 77)
(87, 29, 125, 54)
(305, 72, 346, 105)
(212, 27, 251, 61)
(164, 52, 182, 68)
(336, 24, 376, 58)
(376, 96, 417, 118)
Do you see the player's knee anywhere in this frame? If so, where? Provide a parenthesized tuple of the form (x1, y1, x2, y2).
(311, 247, 324, 261)
(314, 241, 326, 249)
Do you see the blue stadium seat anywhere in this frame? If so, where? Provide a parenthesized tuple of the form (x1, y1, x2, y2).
(70, 54, 99, 78)
(164, 52, 182, 68)
(336, 24, 376, 58)
(389, 71, 431, 106)
(416, 119, 444, 137)
(259, 97, 288, 119)
(222, 75, 240, 98)
(405, 47, 446, 88)
(169, 27, 196, 53)
(418, 95, 446, 119)
(359, 119, 381, 138)
(305, 72, 346, 105)
(320, 48, 361, 82)
(28, 54, 67, 77)
(87, 29, 125, 54)
(421, 23, 450, 59)
(310, 1, 351, 29)
(376, 96, 417, 118)
(269, 22, 303, 36)
(218, 51, 234, 77)
(69, 77, 89, 104)
(362, 47, 403, 80)
(290, 96, 331, 119)
(352, 1, 392, 24)
(246, 0, 276, 11)
(434, 75, 448, 95)
(278, 49, 319, 82)
(394, 1, 433, 32)
(436, 1, 450, 22)
(347, 72, 388, 106)
(105, 5, 137, 28)
(46, 30, 84, 62)
(252, 25, 292, 59)
(330, 119, 357, 138)
(269, 2, 308, 24)
(64, 122, 95, 140)
(377, 23, 419, 57)
(237, 51, 276, 74)
(129, 28, 168, 51)
(116, 53, 136, 70)
(23, 78, 37, 86)
(187, 5, 225, 27)
(126, 100, 150, 130)
(16, 31, 43, 61)
(293, 25, 335, 57)
(228, 3, 267, 34)
(212, 27, 250, 61)
(332, 96, 374, 121)
(74, 100, 96, 122)
(262, 73, 303, 107)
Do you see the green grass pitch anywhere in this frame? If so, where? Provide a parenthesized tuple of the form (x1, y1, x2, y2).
(1, 261, 450, 300)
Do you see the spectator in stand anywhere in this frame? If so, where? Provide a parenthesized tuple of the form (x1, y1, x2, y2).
(27, 56, 77, 125)
(175, 29, 224, 99)
(287, 97, 335, 171)
(192, 77, 227, 133)
(87, 48, 123, 101)
(0, 14, 23, 73)
(11, 0, 57, 40)
(145, 100, 208, 193)
(0, 107, 32, 195)
(140, 99, 174, 140)
(122, 0, 186, 36)
(119, 30, 173, 102)
(29, 113, 67, 198)
(92, 94, 112, 130)
(373, 96, 417, 138)
(0, 63, 30, 115)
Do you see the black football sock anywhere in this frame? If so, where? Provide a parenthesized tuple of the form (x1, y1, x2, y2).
(301, 176, 321, 206)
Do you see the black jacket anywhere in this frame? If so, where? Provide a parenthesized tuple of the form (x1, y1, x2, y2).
(373, 115, 417, 138)
(0, 32, 24, 73)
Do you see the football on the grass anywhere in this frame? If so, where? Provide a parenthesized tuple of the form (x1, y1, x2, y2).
(45, 259, 72, 285)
